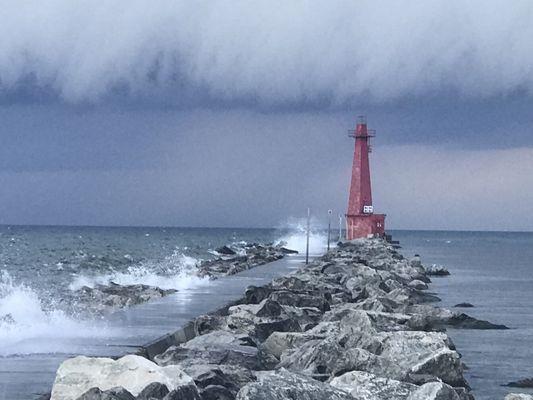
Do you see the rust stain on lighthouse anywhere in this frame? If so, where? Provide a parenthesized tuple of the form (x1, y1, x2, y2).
(346, 116, 386, 240)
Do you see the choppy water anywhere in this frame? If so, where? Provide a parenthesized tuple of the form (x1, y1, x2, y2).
(394, 230, 533, 400)
(1, 227, 532, 400)
(0, 224, 329, 399)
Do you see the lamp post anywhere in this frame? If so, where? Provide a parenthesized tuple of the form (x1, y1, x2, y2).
(327, 210, 332, 251)
(305, 207, 310, 265)
(338, 213, 343, 241)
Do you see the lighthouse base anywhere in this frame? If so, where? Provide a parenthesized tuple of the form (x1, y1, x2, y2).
(346, 214, 386, 240)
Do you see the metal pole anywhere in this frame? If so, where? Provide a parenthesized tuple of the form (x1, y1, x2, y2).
(338, 214, 343, 241)
(327, 210, 332, 251)
(305, 207, 310, 265)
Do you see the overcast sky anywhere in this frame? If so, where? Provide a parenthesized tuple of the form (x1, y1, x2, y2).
(1, 1, 532, 231)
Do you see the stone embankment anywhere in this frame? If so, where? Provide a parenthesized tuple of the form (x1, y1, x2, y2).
(49, 238, 520, 400)
(66, 243, 289, 316)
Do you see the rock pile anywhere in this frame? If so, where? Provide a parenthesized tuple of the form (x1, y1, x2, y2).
(67, 243, 292, 316)
(51, 238, 511, 400)
(197, 243, 287, 278)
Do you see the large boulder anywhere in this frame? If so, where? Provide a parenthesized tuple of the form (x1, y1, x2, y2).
(406, 382, 460, 400)
(50, 355, 194, 400)
(154, 330, 260, 370)
(235, 368, 353, 400)
(505, 394, 533, 400)
(179, 363, 255, 399)
(70, 283, 176, 315)
(76, 387, 135, 400)
(377, 331, 466, 387)
(330, 370, 417, 400)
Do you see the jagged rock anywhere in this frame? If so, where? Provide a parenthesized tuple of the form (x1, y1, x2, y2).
(216, 246, 237, 255)
(254, 318, 302, 341)
(76, 387, 136, 400)
(447, 313, 509, 329)
(454, 303, 474, 308)
(279, 247, 298, 254)
(406, 382, 460, 400)
(406, 305, 508, 330)
(453, 387, 475, 400)
(178, 363, 256, 398)
(268, 290, 330, 312)
(505, 394, 533, 400)
(261, 331, 324, 360)
(408, 280, 429, 290)
(278, 336, 384, 378)
(330, 370, 417, 400)
(377, 331, 466, 387)
(137, 382, 169, 399)
(200, 385, 235, 400)
(51, 355, 194, 400)
(70, 283, 177, 315)
(154, 331, 260, 370)
(244, 285, 276, 304)
(235, 368, 354, 399)
(163, 385, 201, 399)
(425, 266, 450, 276)
(505, 378, 533, 388)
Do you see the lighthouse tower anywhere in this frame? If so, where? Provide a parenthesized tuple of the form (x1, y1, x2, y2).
(346, 116, 385, 240)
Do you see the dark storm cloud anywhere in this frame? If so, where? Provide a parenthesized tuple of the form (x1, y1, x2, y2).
(1, 1, 533, 106)
(1, 1, 532, 231)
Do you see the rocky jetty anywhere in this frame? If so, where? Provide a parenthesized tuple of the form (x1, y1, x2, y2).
(197, 243, 288, 278)
(68, 283, 177, 316)
(50, 238, 510, 400)
(66, 243, 291, 316)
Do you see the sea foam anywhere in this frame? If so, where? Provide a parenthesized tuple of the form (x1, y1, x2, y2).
(69, 249, 209, 291)
(0, 271, 112, 356)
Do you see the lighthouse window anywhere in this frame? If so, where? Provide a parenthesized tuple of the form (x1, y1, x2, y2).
(363, 205, 373, 214)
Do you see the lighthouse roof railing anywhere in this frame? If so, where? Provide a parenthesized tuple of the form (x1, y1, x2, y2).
(348, 129, 376, 138)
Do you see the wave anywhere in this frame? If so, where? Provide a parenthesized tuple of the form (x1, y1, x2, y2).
(69, 249, 210, 291)
(275, 218, 333, 256)
(0, 271, 113, 356)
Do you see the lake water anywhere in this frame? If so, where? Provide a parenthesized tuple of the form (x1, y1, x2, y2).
(1, 227, 532, 399)
(394, 230, 533, 400)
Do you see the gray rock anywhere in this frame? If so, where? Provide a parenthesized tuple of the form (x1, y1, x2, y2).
(454, 303, 474, 308)
(200, 385, 235, 400)
(137, 382, 169, 399)
(408, 280, 429, 290)
(407, 382, 460, 400)
(216, 246, 237, 255)
(505, 394, 533, 400)
(377, 331, 466, 387)
(76, 387, 136, 400)
(51, 355, 194, 400)
(163, 385, 201, 400)
(235, 369, 354, 400)
(330, 370, 417, 400)
(70, 283, 176, 316)
(154, 331, 260, 370)
(505, 378, 533, 388)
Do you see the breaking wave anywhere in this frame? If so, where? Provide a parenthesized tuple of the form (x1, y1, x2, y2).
(275, 218, 333, 256)
(69, 249, 209, 291)
(0, 271, 112, 356)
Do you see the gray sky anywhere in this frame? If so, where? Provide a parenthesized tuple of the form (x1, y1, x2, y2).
(1, 1, 532, 231)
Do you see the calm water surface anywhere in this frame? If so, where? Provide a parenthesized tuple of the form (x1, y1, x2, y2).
(394, 230, 533, 400)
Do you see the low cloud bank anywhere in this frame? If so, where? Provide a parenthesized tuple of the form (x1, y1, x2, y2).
(1, 1, 532, 104)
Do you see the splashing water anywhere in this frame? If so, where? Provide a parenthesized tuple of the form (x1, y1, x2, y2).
(0, 271, 113, 356)
(275, 218, 331, 255)
(69, 249, 209, 291)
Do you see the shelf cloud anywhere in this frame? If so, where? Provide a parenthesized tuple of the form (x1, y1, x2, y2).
(1, 1, 532, 105)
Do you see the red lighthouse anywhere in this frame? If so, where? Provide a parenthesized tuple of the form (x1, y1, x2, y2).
(346, 116, 385, 240)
